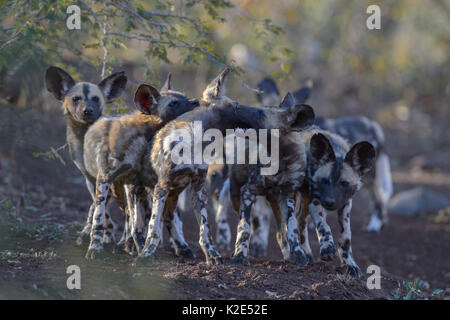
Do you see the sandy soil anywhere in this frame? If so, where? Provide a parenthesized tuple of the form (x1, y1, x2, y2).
(0, 106, 449, 300)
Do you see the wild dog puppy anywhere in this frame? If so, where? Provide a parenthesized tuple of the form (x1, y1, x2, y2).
(209, 79, 313, 256)
(224, 96, 315, 265)
(139, 68, 312, 264)
(314, 117, 392, 232)
(297, 128, 375, 277)
(257, 78, 393, 233)
(44, 66, 127, 246)
(83, 75, 199, 259)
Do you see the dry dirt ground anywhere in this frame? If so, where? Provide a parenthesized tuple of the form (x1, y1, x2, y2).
(0, 107, 449, 300)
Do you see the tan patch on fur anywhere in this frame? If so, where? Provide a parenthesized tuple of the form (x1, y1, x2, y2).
(108, 112, 163, 155)
(208, 162, 226, 174)
(341, 163, 361, 188)
(68, 83, 104, 102)
(312, 162, 333, 183)
(62, 83, 105, 122)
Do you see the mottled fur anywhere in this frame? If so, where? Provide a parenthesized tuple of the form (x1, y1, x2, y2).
(83, 77, 199, 259)
(257, 78, 393, 232)
(210, 80, 314, 256)
(297, 127, 376, 277)
(139, 68, 313, 264)
(44, 66, 127, 247)
(222, 99, 315, 265)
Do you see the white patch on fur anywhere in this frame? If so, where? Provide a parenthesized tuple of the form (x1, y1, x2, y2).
(199, 207, 210, 246)
(176, 188, 189, 212)
(169, 210, 189, 249)
(300, 222, 313, 256)
(341, 163, 363, 190)
(216, 178, 232, 250)
(250, 196, 271, 254)
(309, 201, 335, 250)
(312, 163, 333, 182)
(88, 182, 110, 251)
(234, 218, 250, 257)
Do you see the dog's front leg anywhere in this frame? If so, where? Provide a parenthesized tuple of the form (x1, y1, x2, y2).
(337, 199, 361, 277)
(309, 199, 337, 261)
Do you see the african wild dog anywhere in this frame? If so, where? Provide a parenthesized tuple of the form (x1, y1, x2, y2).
(257, 78, 393, 233)
(314, 117, 392, 232)
(138, 68, 314, 264)
(297, 128, 376, 277)
(209, 78, 314, 256)
(82, 75, 199, 259)
(222, 95, 315, 265)
(44, 66, 127, 247)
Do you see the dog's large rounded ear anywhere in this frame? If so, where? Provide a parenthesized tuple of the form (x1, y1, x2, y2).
(290, 104, 315, 130)
(160, 73, 172, 92)
(285, 103, 315, 131)
(98, 71, 127, 103)
(45, 66, 76, 101)
(310, 133, 336, 166)
(134, 84, 160, 115)
(202, 67, 231, 102)
(345, 141, 376, 176)
(279, 92, 295, 109)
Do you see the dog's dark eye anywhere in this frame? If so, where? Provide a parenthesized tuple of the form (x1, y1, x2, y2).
(91, 96, 99, 102)
(340, 180, 349, 187)
(72, 96, 81, 103)
(169, 101, 177, 107)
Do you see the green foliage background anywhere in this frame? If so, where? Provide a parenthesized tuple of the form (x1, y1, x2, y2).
(0, 0, 449, 158)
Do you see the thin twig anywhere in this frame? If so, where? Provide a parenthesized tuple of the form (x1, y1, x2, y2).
(139, 10, 201, 29)
(106, 32, 178, 46)
(85, 0, 258, 91)
(79, 0, 103, 27)
(0, 36, 19, 51)
(101, 15, 109, 78)
(107, 1, 171, 27)
(234, 5, 265, 23)
(79, 0, 109, 77)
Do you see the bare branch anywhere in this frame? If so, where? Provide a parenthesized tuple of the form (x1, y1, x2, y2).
(106, 32, 175, 46)
(79, 0, 103, 28)
(82, 0, 256, 91)
(103, 1, 227, 67)
(79, 0, 110, 78)
(139, 10, 201, 30)
(100, 16, 109, 78)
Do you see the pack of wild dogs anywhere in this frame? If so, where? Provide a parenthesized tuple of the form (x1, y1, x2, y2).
(44, 66, 393, 277)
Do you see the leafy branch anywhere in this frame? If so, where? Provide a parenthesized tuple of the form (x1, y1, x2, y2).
(0, 0, 286, 104)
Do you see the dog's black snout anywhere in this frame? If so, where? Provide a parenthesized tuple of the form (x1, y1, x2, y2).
(191, 99, 200, 107)
(84, 108, 93, 115)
